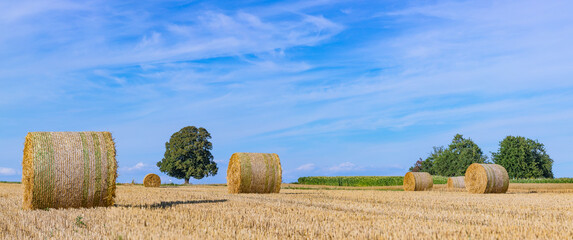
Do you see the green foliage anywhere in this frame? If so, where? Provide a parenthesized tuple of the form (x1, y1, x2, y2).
(282, 186, 404, 191)
(157, 126, 218, 184)
(509, 178, 573, 183)
(297, 176, 573, 186)
(409, 156, 435, 174)
(410, 134, 487, 176)
(297, 176, 447, 186)
(433, 134, 488, 176)
(492, 136, 553, 178)
(431, 175, 448, 184)
(75, 216, 87, 228)
(297, 176, 403, 186)
(410, 147, 443, 174)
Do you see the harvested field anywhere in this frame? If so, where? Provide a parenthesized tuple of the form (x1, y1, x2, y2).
(2, 182, 573, 239)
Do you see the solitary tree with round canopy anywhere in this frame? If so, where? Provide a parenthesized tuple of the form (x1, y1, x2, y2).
(157, 126, 218, 184)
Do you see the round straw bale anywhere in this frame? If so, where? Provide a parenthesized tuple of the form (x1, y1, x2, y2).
(403, 172, 433, 191)
(227, 152, 282, 194)
(447, 176, 466, 189)
(143, 174, 161, 187)
(22, 132, 117, 210)
(465, 163, 509, 194)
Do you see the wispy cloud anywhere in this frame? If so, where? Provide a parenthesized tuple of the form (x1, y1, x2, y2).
(328, 162, 362, 173)
(0, 0, 83, 23)
(296, 163, 316, 171)
(121, 162, 146, 172)
(0, 0, 572, 183)
(0, 167, 17, 176)
(0, 2, 344, 75)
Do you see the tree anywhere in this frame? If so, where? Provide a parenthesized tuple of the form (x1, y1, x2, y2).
(492, 136, 553, 179)
(157, 126, 218, 184)
(411, 134, 487, 176)
(409, 158, 424, 172)
(409, 147, 442, 174)
(433, 134, 488, 176)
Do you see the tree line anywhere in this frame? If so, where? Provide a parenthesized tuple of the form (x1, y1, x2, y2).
(154, 126, 555, 184)
(410, 134, 553, 179)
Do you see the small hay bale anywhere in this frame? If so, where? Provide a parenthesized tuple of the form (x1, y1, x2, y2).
(227, 152, 282, 194)
(465, 163, 509, 194)
(447, 176, 466, 189)
(22, 132, 117, 210)
(403, 172, 433, 191)
(143, 174, 161, 187)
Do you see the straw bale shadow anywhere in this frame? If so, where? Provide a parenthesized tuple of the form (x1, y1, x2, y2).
(281, 192, 318, 195)
(116, 199, 227, 209)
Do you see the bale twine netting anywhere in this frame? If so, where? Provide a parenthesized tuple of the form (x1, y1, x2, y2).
(465, 163, 509, 194)
(403, 172, 433, 191)
(22, 132, 117, 210)
(447, 176, 466, 189)
(143, 174, 161, 187)
(227, 152, 282, 194)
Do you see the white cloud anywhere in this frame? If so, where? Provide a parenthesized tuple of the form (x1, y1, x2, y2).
(214, 159, 227, 164)
(296, 163, 316, 171)
(0, 0, 83, 23)
(137, 31, 162, 49)
(0, 1, 345, 80)
(1, 1, 573, 183)
(121, 162, 146, 172)
(328, 162, 361, 172)
(0, 2, 346, 113)
(0, 167, 17, 175)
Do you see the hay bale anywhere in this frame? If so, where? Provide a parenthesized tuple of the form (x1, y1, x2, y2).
(22, 132, 117, 209)
(447, 176, 466, 189)
(227, 152, 282, 194)
(143, 174, 161, 187)
(403, 172, 433, 191)
(465, 163, 509, 194)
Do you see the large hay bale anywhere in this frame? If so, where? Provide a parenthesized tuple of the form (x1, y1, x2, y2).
(403, 172, 433, 191)
(22, 132, 117, 209)
(227, 152, 282, 194)
(143, 174, 161, 187)
(447, 176, 465, 189)
(465, 163, 509, 194)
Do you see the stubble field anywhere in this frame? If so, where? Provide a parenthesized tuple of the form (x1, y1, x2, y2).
(1, 182, 573, 239)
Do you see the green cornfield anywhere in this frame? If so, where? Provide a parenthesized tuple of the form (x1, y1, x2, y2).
(297, 176, 448, 186)
(297, 176, 573, 186)
(509, 178, 573, 183)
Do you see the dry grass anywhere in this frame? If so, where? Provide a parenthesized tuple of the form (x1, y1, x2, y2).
(2, 183, 573, 239)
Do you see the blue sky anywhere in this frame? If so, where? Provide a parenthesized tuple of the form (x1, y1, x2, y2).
(1, 0, 572, 184)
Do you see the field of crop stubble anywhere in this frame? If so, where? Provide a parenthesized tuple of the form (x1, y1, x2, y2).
(2, 182, 573, 239)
